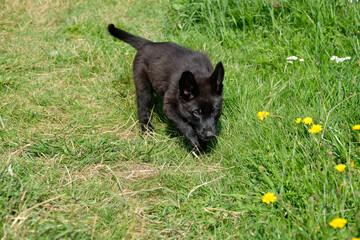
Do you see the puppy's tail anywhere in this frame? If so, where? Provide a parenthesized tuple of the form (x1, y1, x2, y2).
(108, 24, 151, 50)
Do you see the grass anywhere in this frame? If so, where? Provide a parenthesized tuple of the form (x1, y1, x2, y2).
(1, 0, 360, 239)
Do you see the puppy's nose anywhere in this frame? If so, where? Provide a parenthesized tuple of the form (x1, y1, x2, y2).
(204, 131, 215, 139)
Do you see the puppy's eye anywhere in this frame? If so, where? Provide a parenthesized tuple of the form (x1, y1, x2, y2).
(212, 109, 219, 116)
(192, 110, 201, 117)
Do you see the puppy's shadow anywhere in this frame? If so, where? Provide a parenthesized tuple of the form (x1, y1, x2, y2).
(151, 93, 221, 154)
(151, 93, 177, 136)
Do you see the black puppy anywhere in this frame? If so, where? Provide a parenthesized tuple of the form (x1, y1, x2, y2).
(108, 24, 224, 151)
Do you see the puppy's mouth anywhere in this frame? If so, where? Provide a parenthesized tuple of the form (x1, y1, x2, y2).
(201, 137, 214, 142)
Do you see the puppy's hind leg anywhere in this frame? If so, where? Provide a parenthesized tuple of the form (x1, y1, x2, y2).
(133, 65, 154, 132)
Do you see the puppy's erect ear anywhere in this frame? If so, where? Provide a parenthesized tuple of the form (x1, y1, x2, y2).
(209, 61, 225, 94)
(179, 71, 199, 101)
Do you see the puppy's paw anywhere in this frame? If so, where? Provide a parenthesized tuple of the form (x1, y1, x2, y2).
(198, 140, 208, 152)
(140, 123, 155, 133)
(187, 135, 206, 152)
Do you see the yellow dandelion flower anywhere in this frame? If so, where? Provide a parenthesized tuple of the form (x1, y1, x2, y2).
(352, 238, 360, 240)
(351, 161, 355, 168)
(257, 111, 270, 121)
(303, 117, 313, 125)
(295, 118, 302, 123)
(329, 218, 347, 229)
(316, 225, 320, 230)
(259, 166, 264, 170)
(262, 192, 277, 204)
(309, 124, 323, 134)
(335, 164, 346, 173)
(353, 125, 360, 130)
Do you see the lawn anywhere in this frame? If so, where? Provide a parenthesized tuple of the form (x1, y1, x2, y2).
(1, 0, 360, 239)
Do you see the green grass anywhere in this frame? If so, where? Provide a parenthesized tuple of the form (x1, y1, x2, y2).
(1, 0, 360, 239)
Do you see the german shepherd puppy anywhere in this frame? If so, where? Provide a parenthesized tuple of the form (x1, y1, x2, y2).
(108, 24, 224, 151)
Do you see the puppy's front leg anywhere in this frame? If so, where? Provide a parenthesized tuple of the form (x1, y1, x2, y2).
(178, 122, 205, 152)
(163, 104, 204, 151)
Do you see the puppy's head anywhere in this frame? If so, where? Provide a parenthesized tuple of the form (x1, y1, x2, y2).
(178, 61, 224, 142)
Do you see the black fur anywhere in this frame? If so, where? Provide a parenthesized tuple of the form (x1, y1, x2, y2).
(108, 24, 225, 151)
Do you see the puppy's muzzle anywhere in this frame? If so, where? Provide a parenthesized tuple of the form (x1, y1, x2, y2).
(201, 131, 216, 142)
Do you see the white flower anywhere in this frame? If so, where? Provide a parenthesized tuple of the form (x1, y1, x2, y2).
(287, 61, 293, 64)
(330, 56, 351, 63)
(299, 59, 304, 62)
(286, 56, 298, 61)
